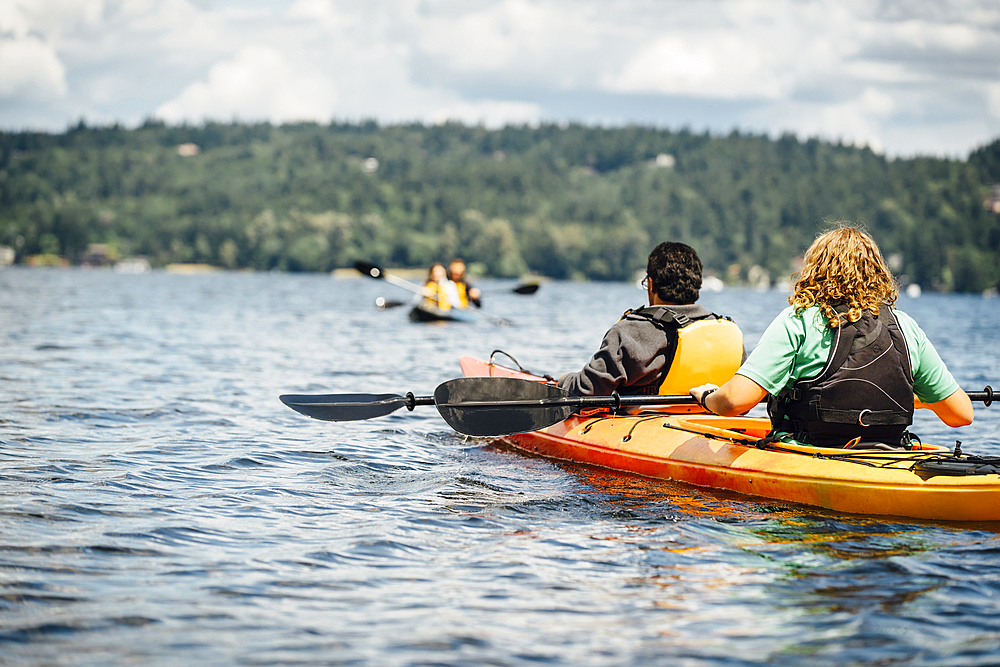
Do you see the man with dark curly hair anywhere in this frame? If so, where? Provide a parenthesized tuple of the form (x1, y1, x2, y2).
(558, 242, 745, 397)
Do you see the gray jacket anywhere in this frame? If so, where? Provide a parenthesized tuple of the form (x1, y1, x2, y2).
(558, 303, 721, 396)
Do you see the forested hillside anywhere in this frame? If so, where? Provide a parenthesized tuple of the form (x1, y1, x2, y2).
(2, 120, 998, 292)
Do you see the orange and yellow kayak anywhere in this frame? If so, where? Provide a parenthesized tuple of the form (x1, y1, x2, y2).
(460, 356, 1000, 522)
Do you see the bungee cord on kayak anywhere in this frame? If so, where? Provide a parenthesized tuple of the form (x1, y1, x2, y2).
(570, 403, 1000, 473)
(487, 349, 556, 382)
(652, 418, 1000, 475)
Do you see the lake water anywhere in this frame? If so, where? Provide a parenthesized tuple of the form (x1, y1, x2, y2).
(2, 267, 1000, 666)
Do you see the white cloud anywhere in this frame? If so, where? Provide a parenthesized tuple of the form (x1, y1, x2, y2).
(609, 33, 789, 100)
(0, 0, 998, 156)
(0, 35, 67, 99)
(743, 87, 897, 154)
(407, 0, 625, 90)
(841, 60, 924, 85)
(0, 0, 97, 101)
(149, 1, 547, 128)
(988, 82, 1000, 120)
(0, 0, 103, 36)
(155, 46, 338, 124)
(888, 19, 983, 52)
(287, 0, 355, 27)
(601, 0, 867, 101)
(415, 0, 562, 71)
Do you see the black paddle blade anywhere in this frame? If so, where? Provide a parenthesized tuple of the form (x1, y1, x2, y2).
(280, 393, 407, 421)
(354, 260, 383, 279)
(512, 283, 540, 295)
(434, 377, 576, 436)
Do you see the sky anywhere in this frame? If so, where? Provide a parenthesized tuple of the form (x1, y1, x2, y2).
(1, 0, 999, 158)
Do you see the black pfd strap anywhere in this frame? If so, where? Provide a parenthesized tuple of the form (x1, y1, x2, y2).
(626, 305, 729, 331)
(795, 406, 912, 426)
(626, 305, 688, 329)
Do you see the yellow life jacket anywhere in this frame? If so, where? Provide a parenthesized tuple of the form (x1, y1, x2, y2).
(452, 281, 470, 309)
(657, 317, 744, 395)
(624, 306, 744, 397)
(422, 281, 453, 310)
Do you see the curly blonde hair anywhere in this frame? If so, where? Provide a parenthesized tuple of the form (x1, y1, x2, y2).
(790, 226, 898, 327)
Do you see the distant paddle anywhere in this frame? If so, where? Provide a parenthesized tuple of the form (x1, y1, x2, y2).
(507, 283, 540, 295)
(355, 260, 540, 301)
(376, 284, 537, 309)
(375, 297, 407, 310)
(355, 261, 427, 296)
(281, 379, 996, 437)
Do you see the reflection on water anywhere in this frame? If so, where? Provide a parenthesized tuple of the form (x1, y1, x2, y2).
(1, 267, 1000, 665)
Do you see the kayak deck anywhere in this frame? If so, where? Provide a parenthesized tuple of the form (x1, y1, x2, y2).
(459, 356, 1000, 522)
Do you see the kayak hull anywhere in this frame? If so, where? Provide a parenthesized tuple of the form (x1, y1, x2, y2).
(460, 356, 1000, 522)
(409, 304, 476, 323)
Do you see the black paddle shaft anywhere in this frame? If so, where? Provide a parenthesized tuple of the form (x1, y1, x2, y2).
(281, 379, 996, 436)
(968, 386, 995, 406)
(435, 381, 998, 435)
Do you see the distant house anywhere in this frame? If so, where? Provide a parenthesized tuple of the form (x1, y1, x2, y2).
(986, 185, 1000, 214)
(114, 256, 151, 274)
(81, 243, 115, 267)
(0, 245, 14, 267)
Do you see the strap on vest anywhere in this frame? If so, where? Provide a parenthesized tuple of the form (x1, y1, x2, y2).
(792, 406, 912, 426)
(626, 305, 730, 330)
(626, 305, 690, 328)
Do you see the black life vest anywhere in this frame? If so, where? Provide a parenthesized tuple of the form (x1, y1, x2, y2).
(624, 306, 743, 397)
(767, 304, 914, 447)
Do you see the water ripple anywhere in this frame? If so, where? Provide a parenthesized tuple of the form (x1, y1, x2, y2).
(2, 269, 1000, 665)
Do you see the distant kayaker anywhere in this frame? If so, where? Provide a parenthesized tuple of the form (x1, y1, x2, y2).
(421, 262, 463, 311)
(447, 258, 482, 308)
(558, 242, 745, 396)
(690, 225, 974, 448)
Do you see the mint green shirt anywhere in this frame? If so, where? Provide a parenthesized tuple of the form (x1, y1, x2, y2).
(738, 305, 959, 404)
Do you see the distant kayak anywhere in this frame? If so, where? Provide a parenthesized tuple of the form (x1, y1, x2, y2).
(409, 303, 478, 323)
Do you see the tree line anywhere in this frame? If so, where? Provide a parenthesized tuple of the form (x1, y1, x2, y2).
(1, 119, 998, 292)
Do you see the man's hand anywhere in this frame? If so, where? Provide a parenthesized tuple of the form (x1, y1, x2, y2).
(690, 383, 719, 408)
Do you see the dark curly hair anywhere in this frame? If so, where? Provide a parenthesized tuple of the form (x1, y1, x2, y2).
(646, 242, 702, 304)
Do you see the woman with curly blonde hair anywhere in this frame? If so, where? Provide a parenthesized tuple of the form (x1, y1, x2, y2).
(790, 226, 898, 328)
(691, 225, 973, 448)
